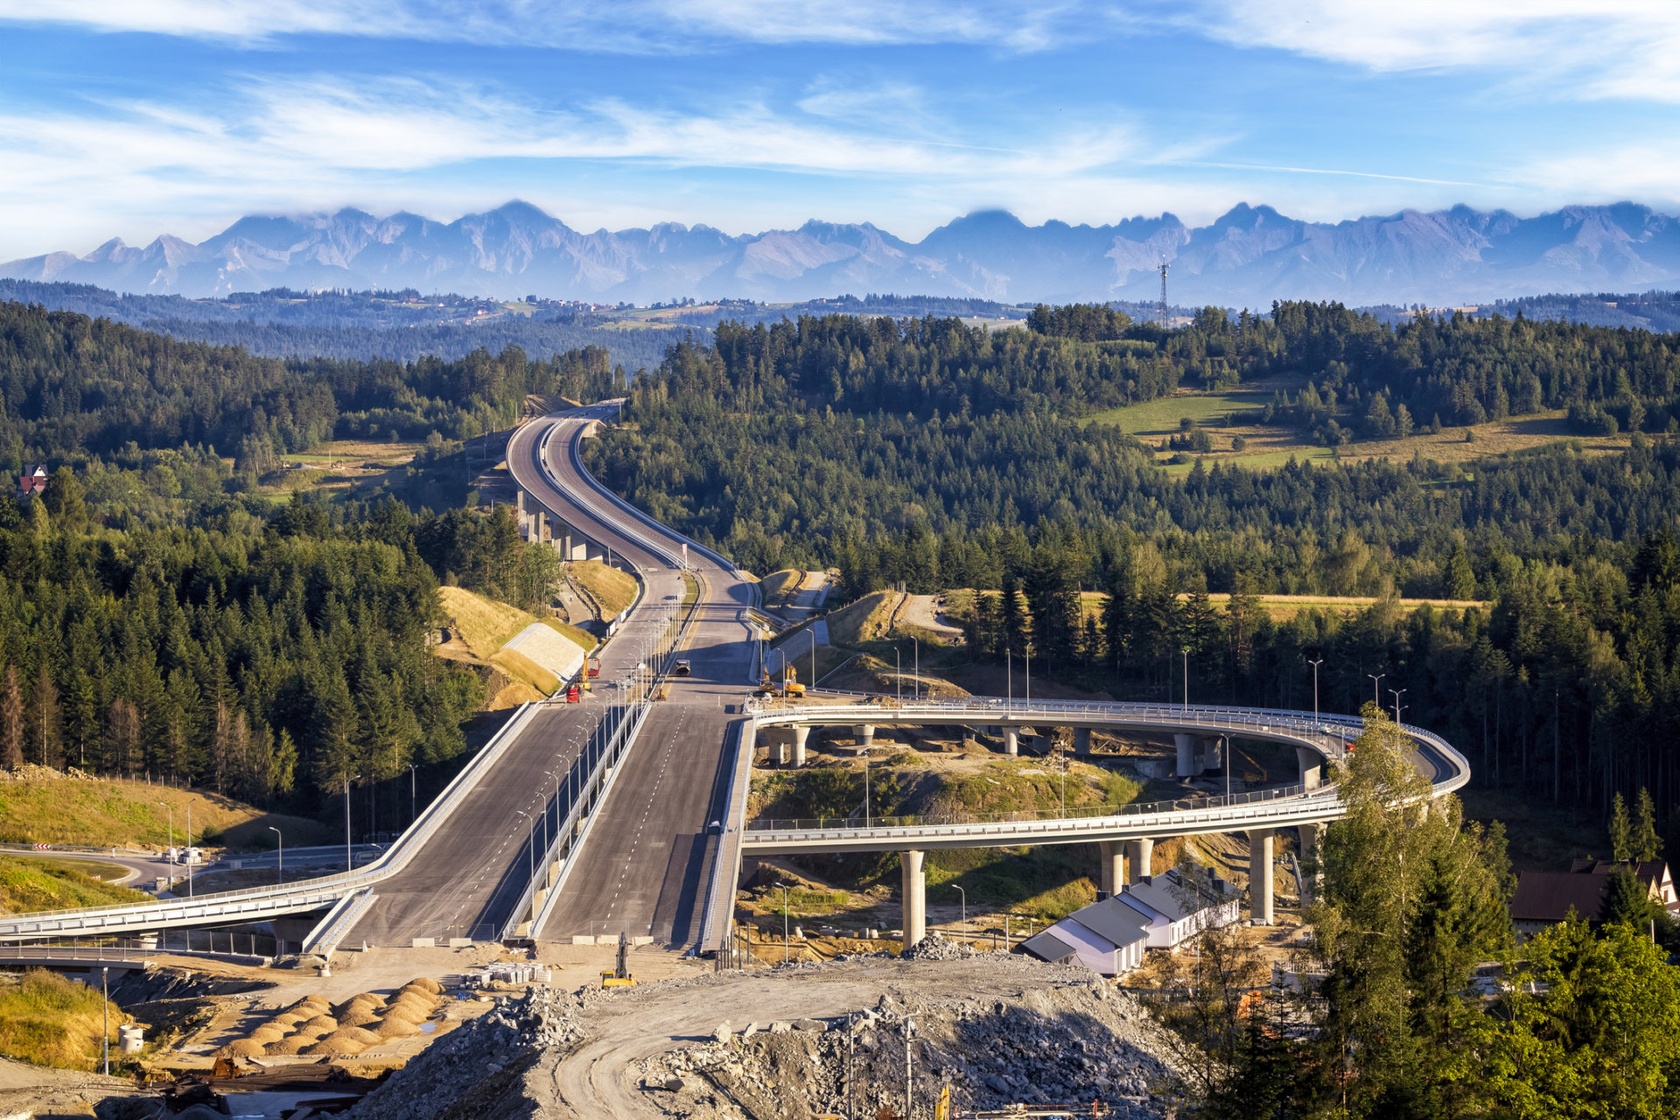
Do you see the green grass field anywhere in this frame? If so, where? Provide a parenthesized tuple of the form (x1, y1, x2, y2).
(0, 856, 149, 914)
(0, 779, 334, 851)
(1087, 381, 1282, 437)
(0, 969, 122, 1070)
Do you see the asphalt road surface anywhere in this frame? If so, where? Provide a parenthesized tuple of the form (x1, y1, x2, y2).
(349, 405, 755, 949)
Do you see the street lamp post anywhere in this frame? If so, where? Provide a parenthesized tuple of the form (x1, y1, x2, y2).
(780, 884, 792, 965)
(156, 802, 173, 858)
(185, 805, 193, 898)
(1389, 687, 1408, 725)
(1307, 658, 1324, 724)
(911, 636, 919, 702)
(101, 966, 109, 1075)
(1366, 672, 1385, 709)
(863, 747, 872, 827)
(951, 885, 966, 939)
(268, 826, 282, 885)
(807, 628, 818, 693)
(1025, 650, 1030, 706)
(514, 810, 534, 885)
(409, 763, 418, 826)
(1006, 648, 1012, 713)
(895, 648, 902, 706)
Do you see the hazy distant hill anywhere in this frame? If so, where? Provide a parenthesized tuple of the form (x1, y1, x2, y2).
(7, 199, 1680, 309)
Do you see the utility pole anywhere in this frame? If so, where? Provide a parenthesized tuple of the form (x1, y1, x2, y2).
(905, 1015, 916, 1120)
(344, 777, 353, 871)
(1307, 658, 1323, 724)
(101, 966, 109, 1075)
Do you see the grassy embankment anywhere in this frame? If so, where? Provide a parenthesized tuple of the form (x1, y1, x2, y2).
(749, 750, 1143, 920)
(0, 969, 124, 1070)
(436, 585, 600, 703)
(0, 856, 149, 914)
(1088, 380, 1634, 475)
(567, 558, 639, 616)
(0, 778, 333, 852)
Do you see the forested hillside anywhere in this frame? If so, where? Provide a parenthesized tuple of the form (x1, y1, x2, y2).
(590, 308, 1680, 822)
(0, 302, 592, 821)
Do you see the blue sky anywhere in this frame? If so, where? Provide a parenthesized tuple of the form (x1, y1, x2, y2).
(1, 1, 1677, 259)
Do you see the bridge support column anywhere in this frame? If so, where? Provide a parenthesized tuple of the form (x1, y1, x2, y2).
(792, 726, 810, 767)
(1249, 829, 1274, 925)
(515, 490, 529, 539)
(1175, 733, 1197, 777)
(1099, 841, 1125, 897)
(900, 850, 926, 950)
(854, 725, 875, 748)
(1298, 822, 1323, 903)
(1074, 727, 1092, 755)
(1003, 728, 1018, 756)
(1296, 747, 1322, 790)
(1126, 837, 1154, 884)
(533, 509, 546, 544)
(1201, 737, 1221, 771)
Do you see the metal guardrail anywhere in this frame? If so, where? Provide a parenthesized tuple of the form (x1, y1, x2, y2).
(0, 702, 543, 940)
(744, 781, 1330, 833)
(697, 719, 756, 955)
(735, 701, 1470, 853)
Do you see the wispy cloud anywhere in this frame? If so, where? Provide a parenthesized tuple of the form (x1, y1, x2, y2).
(1181, 0, 1680, 103)
(0, 0, 1107, 51)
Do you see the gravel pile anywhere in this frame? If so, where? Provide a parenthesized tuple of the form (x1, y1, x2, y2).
(638, 971, 1181, 1120)
(345, 987, 585, 1120)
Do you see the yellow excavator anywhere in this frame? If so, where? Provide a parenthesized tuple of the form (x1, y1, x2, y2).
(601, 932, 636, 988)
(757, 663, 806, 698)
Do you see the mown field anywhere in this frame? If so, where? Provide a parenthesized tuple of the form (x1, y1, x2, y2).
(1089, 383, 1633, 476)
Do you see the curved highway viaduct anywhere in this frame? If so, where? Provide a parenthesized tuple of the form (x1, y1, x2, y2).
(0, 403, 1470, 958)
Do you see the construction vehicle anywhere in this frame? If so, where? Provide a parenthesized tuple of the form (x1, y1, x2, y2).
(564, 683, 581, 703)
(755, 663, 806, 699)
(601, 932, 636, 987)
(586, 657, 602, 679)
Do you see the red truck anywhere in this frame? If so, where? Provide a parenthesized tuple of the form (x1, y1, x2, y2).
(565, 683, 581, 703)
(586, 657, 601, 679)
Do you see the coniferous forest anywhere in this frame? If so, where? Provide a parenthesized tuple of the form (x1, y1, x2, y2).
(590, 308, 1680, 825)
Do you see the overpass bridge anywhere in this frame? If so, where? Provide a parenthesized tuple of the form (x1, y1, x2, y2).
(0, 402, 1472, 959)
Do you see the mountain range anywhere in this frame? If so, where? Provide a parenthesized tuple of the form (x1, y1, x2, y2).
(7, 200, 1680, 308)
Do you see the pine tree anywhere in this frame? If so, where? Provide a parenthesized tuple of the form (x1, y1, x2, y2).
(1633, 787, 1661, 862)
(1610, 791, 1632, 862)
(0, 666, 23, 771)
(32, 670, 60, 770)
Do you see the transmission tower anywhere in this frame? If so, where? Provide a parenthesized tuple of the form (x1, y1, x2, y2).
(1157, 258, 1170, 328)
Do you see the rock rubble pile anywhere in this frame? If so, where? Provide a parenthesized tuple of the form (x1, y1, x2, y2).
(344, 986, 584, 1120)
(639, 969, 1180, 1120)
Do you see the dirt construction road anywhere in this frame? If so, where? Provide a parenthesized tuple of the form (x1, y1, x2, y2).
(536, 956, 1106, 1118)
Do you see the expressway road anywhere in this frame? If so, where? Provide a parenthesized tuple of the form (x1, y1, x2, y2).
(507, 405, 758, 948)
(345, 403, 752, 946)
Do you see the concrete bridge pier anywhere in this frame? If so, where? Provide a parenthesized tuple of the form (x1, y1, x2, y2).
(1249, 829, 1274, 925)
(1126, 837, 1154, 883)
(1175, 733, 1197, 777)
(1297, 747, 1322, 790)
(854, 725, 875, 749)
(792, 726, 810, 766)
(900, 850, 926, 950)
(516, 489, 529, 539)
(1201, 737, 1222, 771)
(1003, 728, 1019, 756)
(1099, 840, 1125, 897)
(1074, 727, 1092, 755)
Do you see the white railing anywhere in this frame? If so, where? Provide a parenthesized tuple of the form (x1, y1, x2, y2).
(0, 701, 545, 940)
(736, 701, 1469, 853)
